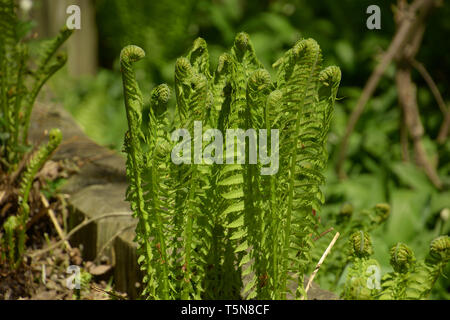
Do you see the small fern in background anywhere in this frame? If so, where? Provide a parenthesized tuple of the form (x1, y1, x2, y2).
(121, 32, 341, 299)
(0, 0, 71, 268)
(342, 232, 450, 300)
(342, 231, 382, 299)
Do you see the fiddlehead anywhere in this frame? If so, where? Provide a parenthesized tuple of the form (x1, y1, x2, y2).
(348, 230, 373, 258)
(174, 57, 194, 122)
(214, 53, 234, 131)
(187, 37, 211, 81)
(390, 243, 416, 274)
(342, 231, 381, 300)
(379, 243, 416, 300)
(309, 203, 389, 292)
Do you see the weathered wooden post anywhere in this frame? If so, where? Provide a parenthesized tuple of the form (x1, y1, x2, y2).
(29, 0, 98, 77)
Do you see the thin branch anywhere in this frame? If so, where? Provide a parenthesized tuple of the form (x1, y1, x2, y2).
(437, 110, 450, 144)
(400, 109, 410, 162)
(302, 232, 340, 300)
(396, 67, 443, 189)
(40, 193, 72, 252)
(93, 224, 135, 264)
(411, 59, 447, 115)
(410, 59, 450, 144)
(336, 0, 437, 178)
(90, 283, 127, 300)
(313, 227, 334, 242)
(437, 109, 450, 143)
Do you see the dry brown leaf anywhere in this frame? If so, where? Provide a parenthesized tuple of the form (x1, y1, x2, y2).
(88, 264, 111, 276)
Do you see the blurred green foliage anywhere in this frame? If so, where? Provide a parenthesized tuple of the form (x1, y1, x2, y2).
(47, 0, 450, 298)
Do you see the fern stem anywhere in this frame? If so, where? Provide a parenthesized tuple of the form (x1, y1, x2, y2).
(120, 45, 170, 299)
(22, 53, 68, 145)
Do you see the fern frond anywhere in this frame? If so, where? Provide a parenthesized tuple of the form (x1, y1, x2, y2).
(35, 26, 73, 72)
(275, 38, 324, 299)
(379, 243, 416, 299)
(23, 52, 68, 144)
(22, 27, 73, 144)
(15, 128, 62, 265)
(18, 128, 62, 212)
(121, 45, 171, 299)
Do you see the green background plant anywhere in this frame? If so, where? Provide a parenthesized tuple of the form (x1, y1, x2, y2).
(41, 0, 450, 299)
(0, 0, 69, 268)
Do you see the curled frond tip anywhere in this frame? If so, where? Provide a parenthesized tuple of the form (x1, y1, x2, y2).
(120, 45, 146, 64)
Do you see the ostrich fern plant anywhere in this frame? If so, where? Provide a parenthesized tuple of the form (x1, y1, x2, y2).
(121, 32, 341, 299)
(0, 0, 71, 268)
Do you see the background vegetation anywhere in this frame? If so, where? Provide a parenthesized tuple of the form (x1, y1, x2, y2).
(38, 0, 450, 298)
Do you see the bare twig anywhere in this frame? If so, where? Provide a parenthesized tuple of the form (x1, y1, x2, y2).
(411, 59, 447, 115)
(40, 193, 72, 252)
(90, 283, 127, 300)
(438, 111, 450, 144)
(302, 232, 340, 300)
(437, 109, 450, 144)
(395, 68, 442, 189)
(409, 59, 449, 144)
(336, 0, 437, 178)
(400, 111, 410, 162)
(313, 227, 334, 242)
(27, 212, 132, 258)
(93, 224, 135, 264)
